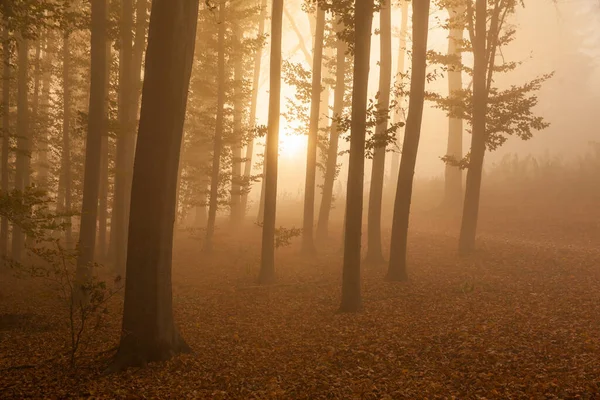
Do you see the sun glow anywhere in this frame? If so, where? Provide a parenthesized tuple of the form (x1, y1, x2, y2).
(279, 120, 307, 158)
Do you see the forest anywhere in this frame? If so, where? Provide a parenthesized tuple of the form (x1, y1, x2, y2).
(0, 0, 599, 397)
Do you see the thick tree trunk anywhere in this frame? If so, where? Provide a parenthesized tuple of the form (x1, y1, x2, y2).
(241, 0, 268, 219)
(111, 0, 134, 272)
(443, 6, 465, 210)
(75, 0, 108, 284)
(386, 0, 431, 282)
(61, 33, 73, 246)
(316, 20, 346, 242)
(109, 0, 199, 370)
(458, 0, 487, 255)
(26, 40, 42, 190)
(389, 0, 409, 188)
(12, 34, 28, 262)
(205, 0, 226, 252)
(339, 0, 374, 313)
(230, 23, 244, 225)
(1, 23, 10, 258)
(364, 0, 392, 265)
(259, 0, 283, 285)
(301, 3, 325, 255)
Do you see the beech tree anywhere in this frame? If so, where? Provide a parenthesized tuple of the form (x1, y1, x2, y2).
(110, 0, 199, 370)
(387, 0, 431, 282)
(1, 23, 9, 258)
(301, 1, 325, 255)
(259, 0, 283, 285)
(340, 0, 374, 313)
(365, 0, 392, 265)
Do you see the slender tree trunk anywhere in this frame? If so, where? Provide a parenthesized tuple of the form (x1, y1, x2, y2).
(111, 0, 134, 272)
(230, 23, 244, 225)
(364, 0, 392, 265)
(458, 0, 487, 255)
(301, 2, 325, 255)
(443, 5, 465, 209)
(205, 0, 226, 252)
(108, 0, 199, 370)
(339, 0, 374, 313)
(257, 156, 266, 223)
(386, 0, 431, 281)
(259, 0, 283, 284)
(75, 0, 108, 285)
(12, 34, 28, 262)
(241, 0, 268, 219)
(98, 41, 111, 261)
(316, 20, 346, 242)
(389, 0, 409, 188)
(38, 33, 53, 190)
(26, 40, 42, 190)
(1, 23, 11, 258)
(61, 33, 73, 246)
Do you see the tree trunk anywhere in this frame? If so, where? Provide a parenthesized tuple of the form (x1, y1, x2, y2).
(230, 23, 244, 225)
(458, 0, 487, 255)
(98, 40, 111, 261)
(38, 33, 53, 190)
(241, 0, 268, 219)
(108, 0, 199, 371)
(61, 33, 73, 246)
(301, 2, 325, 255)
(259, 0, 283, 285)
(75, 0, 108, 284)
(386, 0, 430, 282)
(12, 34, 28, 262)
(205, 0, 226, 252)
(316, 19, 346, 242)
(339, 0, 374, 313)
(111, 0, 134, 272)
(389, 0, 409, 188)
(27, 39, 42, 190)
(1, 23, 10, 258)
(364, 0, 392, 265)
(443, 5, 465, 210)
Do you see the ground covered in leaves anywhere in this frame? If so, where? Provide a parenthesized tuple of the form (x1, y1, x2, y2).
(1, 205, 600, 398)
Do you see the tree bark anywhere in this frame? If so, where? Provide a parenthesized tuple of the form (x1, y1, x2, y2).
(389, 0, 409, 188)
(301, 2, 325, 255)
(38, 33, 53, 190)
(339, 0, 374, 313)
(98, 40, 111, 261)
(1, 22, 10, 258)
(230, 22, 244, 225)
(365, 0, 392, 265)
(259, 0, 283, 285)
(386, 0, 431, 282)
(109, 0, 199, 371)
(26, 39, 42, 190)
(205, 0, 226, 252)
(458, 0, 487, 255)
(443, 5, 465, 210)
(75, 0, 108, 284)
(12, 34, 28, 262)
(241, 0, 268, 219)
(61, 33, 73, 246)
(316, 19, 346, 242)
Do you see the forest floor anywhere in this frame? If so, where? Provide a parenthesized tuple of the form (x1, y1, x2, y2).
(1, 201, 600, 398)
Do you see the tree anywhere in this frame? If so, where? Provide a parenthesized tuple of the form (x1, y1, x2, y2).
(442, 3, 465, 209)
(259, 0, 283, 285)
(205, 0, 226, 252)
(1, 22, 10, 258)
(364, 0, 392, 265)
(386, 0, 431, 281)
(301, 1, 325, 255)
(388, 0, 409, 188)
(109, 0, 199, 370)
(241, 0, 268, 218)
(60, 31, 73, 246)
(75, 0, 108, 286)
(316, 18, 347, 242)
(339, 0, 375, 313)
